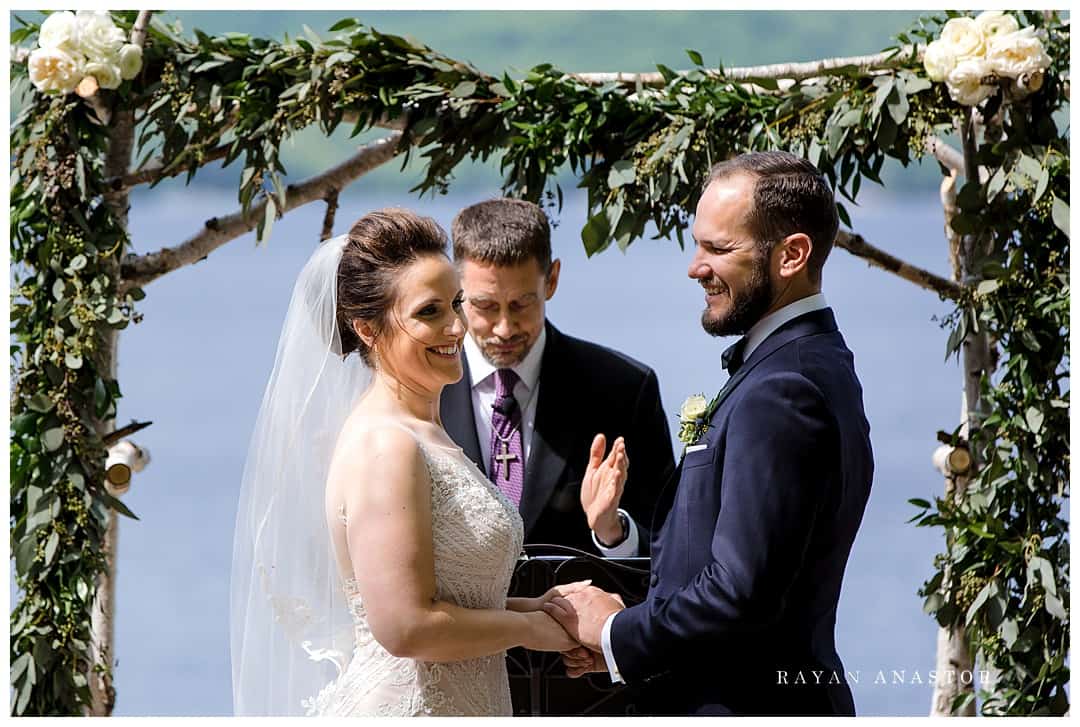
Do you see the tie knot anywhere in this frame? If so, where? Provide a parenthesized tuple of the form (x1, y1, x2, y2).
(722, 338, 747, 374)
(494, 368, 519, 399)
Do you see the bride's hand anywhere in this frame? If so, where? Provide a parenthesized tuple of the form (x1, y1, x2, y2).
(522, 611, 580, 652)
(535, 579, 592, 609)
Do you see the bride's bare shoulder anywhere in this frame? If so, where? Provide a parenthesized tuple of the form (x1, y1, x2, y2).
(331, 414, 425, 472)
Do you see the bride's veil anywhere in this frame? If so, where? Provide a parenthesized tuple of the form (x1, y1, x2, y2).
(230, 233, 372, 715)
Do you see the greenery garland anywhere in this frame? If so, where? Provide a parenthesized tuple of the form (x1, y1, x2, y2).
(9, 9, 1068, 716)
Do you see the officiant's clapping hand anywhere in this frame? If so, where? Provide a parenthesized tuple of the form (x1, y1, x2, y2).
(580, 434, 630, 545)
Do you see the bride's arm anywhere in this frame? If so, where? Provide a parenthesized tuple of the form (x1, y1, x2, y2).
(330, 426, 576, 662)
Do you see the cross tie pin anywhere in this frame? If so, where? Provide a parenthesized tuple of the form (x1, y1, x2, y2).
(493, 440, 519, 481)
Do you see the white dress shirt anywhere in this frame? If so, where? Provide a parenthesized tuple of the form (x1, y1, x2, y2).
(599, 293, 830, 683)
(463, 328, 640, 557)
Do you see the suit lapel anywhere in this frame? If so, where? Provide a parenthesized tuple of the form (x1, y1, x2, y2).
(520, 322, 573, 534)
(441, 355, 486, 476)
(710, 307, 839, 414)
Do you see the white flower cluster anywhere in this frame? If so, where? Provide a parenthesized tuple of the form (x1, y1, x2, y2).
(27, 11, 143, 96)
(923, 11, 1051, 106)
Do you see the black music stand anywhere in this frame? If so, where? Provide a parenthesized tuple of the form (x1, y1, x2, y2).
(505, 544, 651, 716)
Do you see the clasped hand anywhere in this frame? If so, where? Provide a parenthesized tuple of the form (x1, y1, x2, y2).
(544, 585, 626, 678)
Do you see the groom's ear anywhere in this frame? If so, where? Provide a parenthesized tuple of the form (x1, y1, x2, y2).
(775, 233, 812, 280)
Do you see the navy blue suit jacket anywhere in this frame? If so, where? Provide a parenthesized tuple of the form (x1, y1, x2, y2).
(609, 307, 873, 716)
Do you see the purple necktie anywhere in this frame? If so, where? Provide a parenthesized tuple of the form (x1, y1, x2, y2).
(489, 368, 524, 507)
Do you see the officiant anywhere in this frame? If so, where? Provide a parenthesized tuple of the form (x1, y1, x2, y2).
(440, 198, 675, 556)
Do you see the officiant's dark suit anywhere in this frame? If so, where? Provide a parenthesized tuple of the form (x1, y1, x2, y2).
(557, 153, 874, 716)
(441, 321, 674, 553)
(438, 198, 675, 556)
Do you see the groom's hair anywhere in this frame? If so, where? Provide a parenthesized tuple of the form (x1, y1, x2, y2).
(451, 198, 553, 274)
(704, 151, 838, 284)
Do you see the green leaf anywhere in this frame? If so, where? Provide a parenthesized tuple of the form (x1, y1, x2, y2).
(42, 427, 64, 452)
(922, 592, 944, 615)
(581, 212, 611, 257)
(686, 48, 703, 66)
(836, 202, 851, 228)
(451, 80, 477, 98)
(1024, 406, 1044, 434)
(976, 279, 999, 296)
(26, 393, 53, 413)
(257, 194, 277, 243)
(68, 253, 87, 272)
(837, 109, 861, 127)
(1016, 154, 1043, 181)
(11, 652, 31, 684)
(908, 497, 932, 509)
(655, 63, 678, 83)
(1051, 196, 1069, 237)
(1044, 592, 1066, 620)
(329, 18, 357, 31)
(999, 618, 1018, 648)
(607, 160, 636, 189)
(101, 491, 140, 520)
(965, 579, 997, 625)
(986, 167, 1007, 202)
(1033, 169, 1049, 202)
(65, 352, 83, 370)
(43, 531, 59, 565)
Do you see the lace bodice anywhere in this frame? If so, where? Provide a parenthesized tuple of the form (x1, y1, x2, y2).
(305, 438, 524, 716)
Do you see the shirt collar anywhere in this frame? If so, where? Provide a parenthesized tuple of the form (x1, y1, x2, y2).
(464, 325, 547, 391)
(742, 293, 829, 360)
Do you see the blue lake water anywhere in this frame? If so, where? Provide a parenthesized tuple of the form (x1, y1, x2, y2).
(82, 176, 961, 716)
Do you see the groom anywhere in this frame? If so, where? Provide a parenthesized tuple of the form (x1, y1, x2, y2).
(546, 151, 874, 716)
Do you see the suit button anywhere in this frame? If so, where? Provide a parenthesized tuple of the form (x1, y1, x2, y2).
(650, 573, 659, 587)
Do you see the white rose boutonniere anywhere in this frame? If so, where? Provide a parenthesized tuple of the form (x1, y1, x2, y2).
(677, 394, 711, 446)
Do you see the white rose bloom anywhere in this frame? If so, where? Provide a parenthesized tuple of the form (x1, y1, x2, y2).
(680, 395, 708, 421)
(946, 58, 994, 106)
(117, 44, 143, 80)
(974, 10, 1020, 40)
(987, 26, 1052, 78)
(27, 47, 84, 95)
(940, 16, 986, 61)
(38, 10, 79, 52)
(923, 40, 957, 82)
(75, 10, 126, 62)
(85, 61, 123, 91)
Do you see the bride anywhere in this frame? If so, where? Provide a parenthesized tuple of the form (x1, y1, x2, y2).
(230, 209, 611, 716)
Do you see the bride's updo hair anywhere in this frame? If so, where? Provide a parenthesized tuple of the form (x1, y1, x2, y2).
(337, 208, 449, 364)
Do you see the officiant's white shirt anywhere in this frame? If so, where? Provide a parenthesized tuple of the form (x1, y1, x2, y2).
(599, 293, 829, 683)
(463, 327, 639, 556)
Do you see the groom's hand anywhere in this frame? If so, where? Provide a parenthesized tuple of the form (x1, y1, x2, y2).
(542, 586, 624, 651)
(581, 434, 629, 544)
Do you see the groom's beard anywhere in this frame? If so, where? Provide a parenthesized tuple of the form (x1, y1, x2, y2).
(700, 252, 773, 337)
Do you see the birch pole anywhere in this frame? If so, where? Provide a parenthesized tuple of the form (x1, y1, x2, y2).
(86, 12, 152, 716)
(928, 107, 995, 717)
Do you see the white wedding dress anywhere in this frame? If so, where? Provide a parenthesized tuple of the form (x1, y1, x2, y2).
(304, 431, 525, 717)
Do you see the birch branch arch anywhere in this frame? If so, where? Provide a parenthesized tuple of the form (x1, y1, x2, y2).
(9, 10, 1069, 717)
